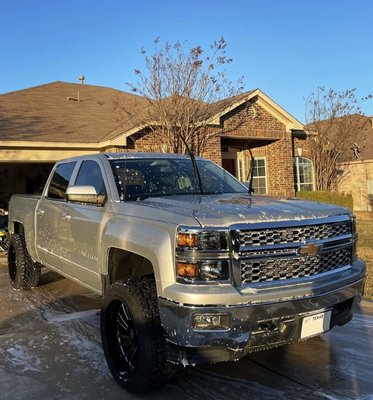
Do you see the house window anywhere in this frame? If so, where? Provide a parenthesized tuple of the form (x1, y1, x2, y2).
(238, 158, 244, 182)
(251, 157, 267, 195)
(294, 157, 314, 191)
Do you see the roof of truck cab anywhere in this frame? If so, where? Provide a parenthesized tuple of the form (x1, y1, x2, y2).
(52, 152, 205, 164)
(104, 152, 204, 160)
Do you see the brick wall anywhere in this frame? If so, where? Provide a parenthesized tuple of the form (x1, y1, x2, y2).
(219, 101, 295, 196)
(338, 160, 373, 212)
(221, 101, 286, 140)
(202, 134, 221, 165)
(237, 138, 295, 197)
(127, 99, 298, 197)
(267, 137, 295, 197)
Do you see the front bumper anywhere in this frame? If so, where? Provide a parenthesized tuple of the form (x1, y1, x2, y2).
(159, 260, 366, 364)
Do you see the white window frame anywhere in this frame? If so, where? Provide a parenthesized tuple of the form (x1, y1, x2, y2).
(251, 156, 268, 195)
(294, 156, 315, 192)
(237, 158, 244, 181)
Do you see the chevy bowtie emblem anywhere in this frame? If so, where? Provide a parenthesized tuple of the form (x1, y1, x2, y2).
(299, 242, 323, 257)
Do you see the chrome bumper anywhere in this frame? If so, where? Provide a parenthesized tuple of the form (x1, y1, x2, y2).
(159, 260, 366, 364)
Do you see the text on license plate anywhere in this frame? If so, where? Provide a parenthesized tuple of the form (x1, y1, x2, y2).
(300, 310, 332, 339)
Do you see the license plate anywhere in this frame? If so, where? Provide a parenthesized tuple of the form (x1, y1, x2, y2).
(300, 310, 332, 339)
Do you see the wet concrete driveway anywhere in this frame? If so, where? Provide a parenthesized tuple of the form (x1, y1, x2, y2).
(0, 254, 372, 400)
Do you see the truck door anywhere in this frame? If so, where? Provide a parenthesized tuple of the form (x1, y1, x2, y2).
(36, 161, 77, 272)
(60, 159, 107, 291)
(36, 159, 106, 292)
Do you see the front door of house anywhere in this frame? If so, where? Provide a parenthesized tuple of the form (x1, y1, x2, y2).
(222, 159, 236, 176)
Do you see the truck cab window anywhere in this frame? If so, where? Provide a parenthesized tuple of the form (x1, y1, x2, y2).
(47, 162, 76, 200)
(75, 160, 107, 196)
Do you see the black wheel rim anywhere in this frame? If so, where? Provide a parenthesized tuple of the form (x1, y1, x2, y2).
(105, 299, 139, 379)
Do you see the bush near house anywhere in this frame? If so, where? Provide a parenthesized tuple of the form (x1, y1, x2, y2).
(357, 220, 373, 300)
(295, 191, 353, 211)
(295, 192, 373, 298)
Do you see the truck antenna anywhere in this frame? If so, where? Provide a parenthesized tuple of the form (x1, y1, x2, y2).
(247, 148, 255, 195)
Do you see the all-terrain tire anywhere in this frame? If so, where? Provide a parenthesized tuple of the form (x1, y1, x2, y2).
(100, 276, 175, 393)
(8, 233, 41, 290)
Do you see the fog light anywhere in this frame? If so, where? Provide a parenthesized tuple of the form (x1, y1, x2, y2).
(192, 313, 230, 330)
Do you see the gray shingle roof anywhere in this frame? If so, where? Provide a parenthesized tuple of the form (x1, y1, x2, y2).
(0, 81, 147, 143)
(0, 81, 258, 144)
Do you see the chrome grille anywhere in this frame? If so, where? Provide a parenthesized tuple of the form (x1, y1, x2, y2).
(239, 221, 351, 248)
(241, 247, 351, 285)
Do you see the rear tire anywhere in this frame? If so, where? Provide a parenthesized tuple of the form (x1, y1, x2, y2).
(8, 233, 41, 290)
(100, 277, 174, 393)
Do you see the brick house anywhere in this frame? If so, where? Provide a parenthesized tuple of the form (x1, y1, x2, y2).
(0, 81, 311, 206)
(336, 116, 373, 212)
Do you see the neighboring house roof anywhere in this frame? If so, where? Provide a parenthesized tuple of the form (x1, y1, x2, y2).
(362, 121, 373, 160)
(0, 81, 304, 148)
(306, 115, 373, 162)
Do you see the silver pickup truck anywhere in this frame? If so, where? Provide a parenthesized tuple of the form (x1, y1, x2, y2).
(7, 152, 366, 393)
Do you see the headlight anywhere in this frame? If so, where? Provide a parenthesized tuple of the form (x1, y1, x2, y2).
(176, 260, 230, 283)
(176, 226, 230, 283)
(177, 228, 228, 251)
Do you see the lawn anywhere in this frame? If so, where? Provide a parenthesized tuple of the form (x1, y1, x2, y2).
(357, 220, 373, 300)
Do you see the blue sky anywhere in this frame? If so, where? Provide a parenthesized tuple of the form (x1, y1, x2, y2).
(1, 0, 372, 122)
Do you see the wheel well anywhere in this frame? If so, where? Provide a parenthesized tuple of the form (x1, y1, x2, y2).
(13, 222, 25, 236)
(107, 248, 154, 285)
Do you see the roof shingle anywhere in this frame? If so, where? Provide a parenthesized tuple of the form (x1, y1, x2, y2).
(0, 81, 147, 143)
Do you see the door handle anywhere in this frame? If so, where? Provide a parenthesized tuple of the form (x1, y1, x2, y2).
(36, 209, 45, 216)
(61, 214, 71, 221)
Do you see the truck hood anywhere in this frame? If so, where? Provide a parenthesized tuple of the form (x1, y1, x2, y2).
(140, 193, 350, 227)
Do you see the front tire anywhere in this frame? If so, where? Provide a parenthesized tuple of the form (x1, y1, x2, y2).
(8, 233, 41, 290)
(100, 277, 173, 393)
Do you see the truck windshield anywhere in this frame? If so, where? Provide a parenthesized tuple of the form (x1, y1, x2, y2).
(109, 158, 247, 201)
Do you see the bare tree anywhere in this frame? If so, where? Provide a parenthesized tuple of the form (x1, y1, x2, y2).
(116, 37, 244, 155)
(305, 87, 371, 191)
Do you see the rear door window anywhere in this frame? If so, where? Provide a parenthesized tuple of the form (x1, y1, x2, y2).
(47, 162, 76, 200)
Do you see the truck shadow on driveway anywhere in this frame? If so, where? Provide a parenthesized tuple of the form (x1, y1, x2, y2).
(0, 258, 372, 400)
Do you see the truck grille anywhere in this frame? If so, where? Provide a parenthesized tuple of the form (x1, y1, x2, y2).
(239, 221, 351, 248)
(241, 247, 352, 284)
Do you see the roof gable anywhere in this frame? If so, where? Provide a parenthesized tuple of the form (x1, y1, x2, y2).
(206, 89, 304, 131)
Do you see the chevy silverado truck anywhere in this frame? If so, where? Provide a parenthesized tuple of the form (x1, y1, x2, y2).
(7, 153, 366, 393)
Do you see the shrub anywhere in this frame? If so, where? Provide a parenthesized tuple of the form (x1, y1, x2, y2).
(295, 191, 353, 211)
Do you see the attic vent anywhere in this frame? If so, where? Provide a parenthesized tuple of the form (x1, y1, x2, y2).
(247, 105, 257, 119)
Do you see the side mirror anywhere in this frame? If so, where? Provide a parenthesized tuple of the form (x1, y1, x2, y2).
(66, 186, 107, 207)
